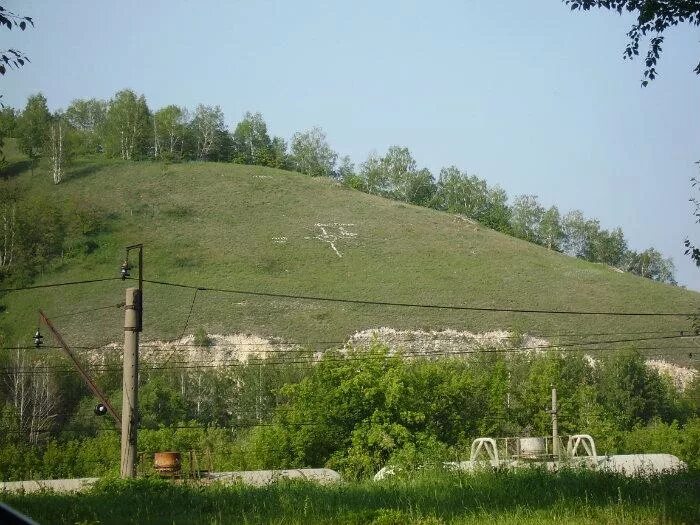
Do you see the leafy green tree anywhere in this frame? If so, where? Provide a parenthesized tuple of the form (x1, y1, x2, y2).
(538, 206, 564, 251)
(510, 194, 544, 243)
(684, 173, 700, 268)
(153, 105, 188, 160)
(402, 168, 436, 206)
(598, 353, 676, 430)
(0, 6, 34, 160)
(65, 98, 107, 154)
(358, 152, 387, 194)
(139, 377, 187, 428)
(47, 111, 75, 184)
(378, 146, 418, 199)
(511, 354, 592, 435)
(433, 166, 512, 231)
(269, 136, 289, 169)
(340, 155, 368, 191)
(16, 93, 50, 171)
(0, 190, 67, 282)
(584, 227, 628, 267)
(564, 1, 700, 85)
(383, 147, 436, 205)
(0, 6, 33, 94)
(190, 104, 226, 161)
(336, 155, 355, 181)
(102, 89, 151, 160)
(290, 127, 337, 177)
(562, 209, 590, 257)
(0, 106, 17, 165)
(357, 147, 436, 205)
(231, 111, 273, 166)
(625, 247, 676, 283)
(0, 106, 17, 136)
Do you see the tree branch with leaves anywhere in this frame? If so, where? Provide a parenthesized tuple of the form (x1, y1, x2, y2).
(564, 1, 700, 86)
(0, 5, 33, 77)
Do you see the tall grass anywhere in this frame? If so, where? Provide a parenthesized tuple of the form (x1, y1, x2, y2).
(4, 468, 698, 524)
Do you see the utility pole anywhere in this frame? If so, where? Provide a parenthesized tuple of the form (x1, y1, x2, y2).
(120, 244, 143, 479)
(551, 385, 559, 460)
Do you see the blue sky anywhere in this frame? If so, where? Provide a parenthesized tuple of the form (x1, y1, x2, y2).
(3, 1, 700, 288)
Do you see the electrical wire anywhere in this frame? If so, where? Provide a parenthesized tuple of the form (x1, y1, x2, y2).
(160, 288, 201, 367)
(1, 347, 696, 376)
(2, 329, 693, 354)
(0, 277, 122, 293)
(139, 278, 700, 317)
(50, 302, 125, 319)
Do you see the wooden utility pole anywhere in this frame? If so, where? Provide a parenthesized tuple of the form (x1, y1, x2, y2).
(551, 385, 559, 460)
(121, 286, 140, 478)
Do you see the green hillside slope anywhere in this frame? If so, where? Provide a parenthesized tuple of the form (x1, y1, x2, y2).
(1, 152, 698, 355)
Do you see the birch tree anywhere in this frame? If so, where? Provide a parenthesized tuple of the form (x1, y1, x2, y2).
(191, 104, 225, 161)
(290, 127, 337, 177)
(3, 349, 58, 443)
(103, 89, 151, 160)
(510, 195, 545, 243)
(231, 111, 273, 166)
(16, 93, 50, 172)
(359, 152, 388, 195)
(0, 201, 15, 270)
(625, 248, 676, 283)
(153, 105, 188, 159)
(65, 98, 106, 154)
(47, 112, 68, 184)
(538, 206, 564, 251)
(269, 136, 289, 169)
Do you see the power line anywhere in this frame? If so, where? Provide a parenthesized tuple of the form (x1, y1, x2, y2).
(139, 278, 700, 317)
(0, 277, 122, 293)
(0, 411, 574, 437)
(161, 288, 201, 367)
(51, 302, 125, 319)
(2, 348, 695, 375)
(2, 329, 691, 354)
(0, 421, 326, 435)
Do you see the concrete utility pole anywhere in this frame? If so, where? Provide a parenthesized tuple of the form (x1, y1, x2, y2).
(121, 287, 140, 478)
(551, 385, 559, 460)
(120, 243, 143, 479)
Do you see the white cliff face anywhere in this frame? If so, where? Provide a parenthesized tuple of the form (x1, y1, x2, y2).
(348, 328, 550, 356)
(82, 328, 695, 392)
(645, 359, 697, 391)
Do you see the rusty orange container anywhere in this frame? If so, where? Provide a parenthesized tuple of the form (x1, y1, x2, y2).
(153, 451, 182, 476)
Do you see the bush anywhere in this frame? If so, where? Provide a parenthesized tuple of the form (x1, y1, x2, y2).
(193, 327, 211, 347)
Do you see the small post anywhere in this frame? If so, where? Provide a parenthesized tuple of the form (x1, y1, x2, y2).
(121, 287, 140, 478)
(551, 385, 559, 460)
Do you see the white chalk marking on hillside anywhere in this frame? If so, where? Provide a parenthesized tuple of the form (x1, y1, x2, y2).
(272, 237, 288, 245)
(311, 223, 357, 258)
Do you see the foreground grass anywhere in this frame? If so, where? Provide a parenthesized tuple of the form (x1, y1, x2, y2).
(3, 469, 699, 524)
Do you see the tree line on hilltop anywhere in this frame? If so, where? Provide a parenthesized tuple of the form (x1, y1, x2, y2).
(0, 89, 676, 284)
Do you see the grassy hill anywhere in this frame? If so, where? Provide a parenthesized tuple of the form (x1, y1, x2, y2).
(1, 143, 698, 358)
